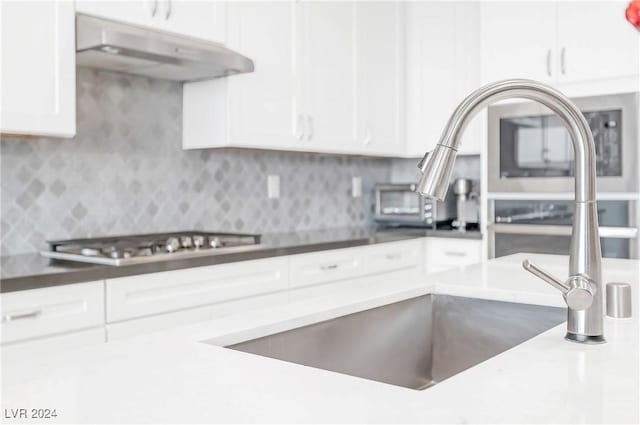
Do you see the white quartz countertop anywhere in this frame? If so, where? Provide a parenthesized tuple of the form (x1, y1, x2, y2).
(2, 253, 639, 424)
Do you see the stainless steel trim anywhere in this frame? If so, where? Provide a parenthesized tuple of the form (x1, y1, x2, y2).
(76, 14, 254, 82)
(41, 244, 267, 266)
(489, 223, 638, 239)
(2, 310, 42, 323)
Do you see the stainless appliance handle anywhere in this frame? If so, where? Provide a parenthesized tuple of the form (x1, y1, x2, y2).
(489, 223, 638, 239)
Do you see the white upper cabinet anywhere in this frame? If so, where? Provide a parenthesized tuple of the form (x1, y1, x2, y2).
(1, 0, 76, 138)
(481, 1, 640, 90)
(183, 0, 406, 156)
(75, 0, 226, 43)
(556, 1, 640, 83)
(225, 1, 299, 149)
(299, 1, 359, 153)
(480, 2, 557, 84)
(406, 2, 482, 157)
(355, 2, 405, 156)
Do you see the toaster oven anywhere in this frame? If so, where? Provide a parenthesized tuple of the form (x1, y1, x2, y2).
(374, 183, 456, 227)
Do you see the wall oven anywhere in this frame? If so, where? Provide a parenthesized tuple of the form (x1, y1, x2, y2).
(487, 92, 638, 194)
(488, 199, 638, 259)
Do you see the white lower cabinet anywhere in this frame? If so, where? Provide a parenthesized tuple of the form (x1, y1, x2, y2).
(424, 237, 483, 273)
(106, 257, 289, 322)
(1, 237, 484, 349)
(1, 282, 104, 344)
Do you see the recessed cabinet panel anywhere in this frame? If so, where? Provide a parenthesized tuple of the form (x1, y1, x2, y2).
(299, 1, 359, 152)
(1, 0, 76, 137)
(406, 2, 482, 157)
(226, 1, 300, 149)
(356, 2, 405, 156)
(556, 1, 640, 83)
(480, 2, 557, 84)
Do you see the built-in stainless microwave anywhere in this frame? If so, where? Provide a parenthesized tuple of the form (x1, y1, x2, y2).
(374, 183, 456, 227)
(487, 92, 638, 194)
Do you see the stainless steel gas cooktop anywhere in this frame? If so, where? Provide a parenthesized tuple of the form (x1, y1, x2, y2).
(41, 231, 263, 266)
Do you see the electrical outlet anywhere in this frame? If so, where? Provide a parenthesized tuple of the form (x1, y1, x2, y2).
(267, 175, 280, 199)
(351, 176, 362, 198)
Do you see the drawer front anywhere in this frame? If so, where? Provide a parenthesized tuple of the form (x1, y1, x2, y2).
(1, 281, 105, 344)
(363, 239, 424, 275)
(426, 238, 482, 269)
(106, 257, 289, 322)
(289, 247, 363, 288)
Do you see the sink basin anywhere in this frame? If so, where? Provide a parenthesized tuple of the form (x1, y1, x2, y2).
(226, 295, 566, 390)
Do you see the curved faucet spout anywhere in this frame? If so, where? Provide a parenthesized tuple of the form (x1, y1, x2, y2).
(416, 79, 604, 344)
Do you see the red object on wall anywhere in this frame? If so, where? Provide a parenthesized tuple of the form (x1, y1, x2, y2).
(626, 0, 640, 30)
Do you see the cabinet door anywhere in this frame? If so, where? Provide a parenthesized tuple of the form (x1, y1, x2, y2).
(557, 1, 640, 83)
(75, 0, 157, 28)
(1, 0, 75, 137)
(225, 1, 301, 149)
(1, 282, 104, 344)
(156, 0, 226, 43)
(480, 2, 557, 84)
(300, 1, 358, 152)
(356, 2, 405, 156)
(405, 2, 457, 157)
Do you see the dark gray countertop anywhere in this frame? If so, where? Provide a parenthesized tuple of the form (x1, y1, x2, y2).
(0, 227, 482, 293)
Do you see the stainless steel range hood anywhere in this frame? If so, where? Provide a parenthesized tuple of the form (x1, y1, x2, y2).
(76, 14, 254, 82)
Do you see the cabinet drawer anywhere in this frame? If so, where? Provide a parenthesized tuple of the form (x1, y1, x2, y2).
(425, 238, 482, 270)
(363, 239, 423, 275)
(106, 257, 289, 322)
(289, 247, 363, 288)
(1, 282, 104, 344)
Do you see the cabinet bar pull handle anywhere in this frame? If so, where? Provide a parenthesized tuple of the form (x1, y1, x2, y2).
(321, 264, 338, 270)
(165, 0, 172, 20)
(444, 251, 466, 257)
(2, 310, 42, 323)
(546, 49, 552, 77)
(385, 253, 402, 260)
(560, 47, 566, 75)
(150, 0, 158, 17)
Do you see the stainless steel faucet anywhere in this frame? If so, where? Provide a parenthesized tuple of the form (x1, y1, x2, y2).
(416, 79, 604, 344)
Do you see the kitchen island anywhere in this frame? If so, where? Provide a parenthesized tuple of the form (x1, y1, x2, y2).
(2, 253, 638, 424)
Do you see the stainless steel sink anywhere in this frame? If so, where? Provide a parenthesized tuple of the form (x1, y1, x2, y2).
(226, 295, 566, 390)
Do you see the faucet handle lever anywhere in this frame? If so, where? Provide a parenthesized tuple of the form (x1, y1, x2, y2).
(522, 259, 569, 292)
(522, 259, 595, 311)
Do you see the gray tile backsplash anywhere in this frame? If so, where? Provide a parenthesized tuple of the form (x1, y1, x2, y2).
(1, 69, 390, 256)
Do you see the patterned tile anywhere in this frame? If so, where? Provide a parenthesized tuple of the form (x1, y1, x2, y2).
(0, 68, 392, 255)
